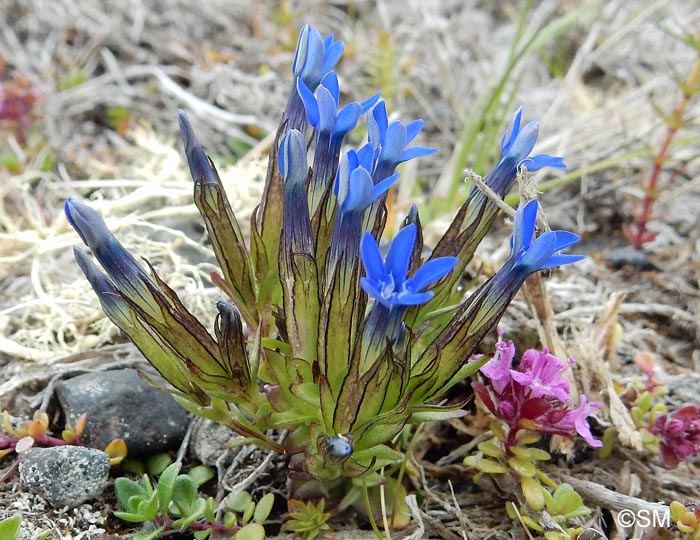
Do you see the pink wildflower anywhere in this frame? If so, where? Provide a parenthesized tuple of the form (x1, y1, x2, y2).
(651, 404, 700, 469)
(510, 348, 571, 403)
(474, 335, 603, 450)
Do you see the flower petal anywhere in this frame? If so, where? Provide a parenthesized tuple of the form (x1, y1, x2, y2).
(360, 232, 386, 281)
(383, 224, 416, 285)
(405, 256, 458, 292)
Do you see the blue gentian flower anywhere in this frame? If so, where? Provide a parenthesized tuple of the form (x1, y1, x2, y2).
(65, 197, 159, 318)
(292, 25, 344, 90)
(485, 108, 566, 197)
(499, 108, 566, 173)
(73, 246, 131, 323)
(298, 72, 379, 214)
(298, 72, 379, 142)
(367, 101, 437, 181)
(334, 145, 398, 214)
(178, 110, 217, 186)
(508, 199, 584, 274)
(278, 130, 313, 253)
(360, 224, 458, 309)
(283, 25, 344, 133)
(278, 129, 309, 188)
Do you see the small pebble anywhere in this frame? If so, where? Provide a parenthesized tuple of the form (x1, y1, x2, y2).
(19, 446, 109, 508)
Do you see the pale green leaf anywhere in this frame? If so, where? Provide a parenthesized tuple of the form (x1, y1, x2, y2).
(235, 523, 266, 540)
(253, 493, 275, 524)
(188, 465, 215, 487)
(0, 514, 21, 540)
(156, 462, 181, 514)
(133, 526, 165, 540)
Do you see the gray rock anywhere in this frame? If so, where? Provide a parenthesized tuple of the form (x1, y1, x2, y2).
(604, 245, 656, 270)
(189, 418, 240, 466)
(19, 446, 109, 508)
(55, 369, 189, 456)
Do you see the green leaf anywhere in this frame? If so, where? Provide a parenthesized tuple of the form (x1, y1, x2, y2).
(193, 529, 213, 540)
(122, 459, 146, 476)
(204, 496, 217, 523)
(0, 514, 21, 540)
(475, 458, 508, 474)
(188, 465, 215, 487)
(511, 446, 550, 461)
(140, 474, 155, 497)
(552, 486, 586, 517)
(242, 499, 256, 524)
(171, 475, 198, 515)
(132, 526, 165, 540)
(137, 490, 160, 522)
(114, 477, 146, 511)
(410, 408, 468, 422)
(235, 523, 266, 540)
(112, 511, 148, 523)
(224, 511, 238, 529)
(521, 476, 545, 511)
(477, 439, 504, 458)
(508, 457, 537, 478)
(171, 497, 207, 529)
(33, 530, 51, 540)
(351, 444, 404, 464)
(146, 452, 173, 477)
(226, 491, 254, 513)
(253, 493, 275, 523)
(156, 462, 182, 513)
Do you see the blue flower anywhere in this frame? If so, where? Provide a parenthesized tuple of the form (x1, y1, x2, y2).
(278, 130, 313, 254)
(499, 108, 566, 173)
(178, 110, 216, 186)
(297, 72, 379, 142)
(283, 25, 344, 133)
(334, 145, 398, 214)
(292, 25, 344, 90)
(367, 102, 437, 180)
(65, 197, 159, 317)
(480, 108, 566, 199)
(509, 199, 584, 274)
(73, 246, 131, 323)
(360, 224, 458, 309)
(278, 129, 308, 188)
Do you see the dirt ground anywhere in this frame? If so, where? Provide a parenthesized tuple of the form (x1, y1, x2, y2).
(1, 1, 699, 539)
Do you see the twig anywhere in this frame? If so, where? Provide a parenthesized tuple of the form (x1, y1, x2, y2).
(468, 170, 515, 218)
(563, 477, 669, 515)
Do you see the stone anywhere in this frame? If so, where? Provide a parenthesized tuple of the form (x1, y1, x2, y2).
(189, 418, 240, 466)
(55, 369, 189, 456)
(604, 245, 656, 271)
(19, 446, 109, 508)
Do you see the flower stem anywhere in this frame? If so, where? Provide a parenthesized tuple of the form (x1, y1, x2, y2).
(627, 56, 700, 249)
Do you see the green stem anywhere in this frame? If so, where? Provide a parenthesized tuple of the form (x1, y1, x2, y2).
(363, 480, 383, 540)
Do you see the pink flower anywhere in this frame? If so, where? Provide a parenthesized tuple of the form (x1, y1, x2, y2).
(553, 395, 603, 448)
(480, 338, 516, 395)
(510, 348, 571, 403)
(651, 404, 700, 469)
(474, 334, 603, 450)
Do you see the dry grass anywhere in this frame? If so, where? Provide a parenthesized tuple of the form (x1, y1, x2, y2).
(1, 0, 700, 538)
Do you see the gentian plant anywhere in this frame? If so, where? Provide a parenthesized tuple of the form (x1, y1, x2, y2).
(65, 24, 581, 514)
